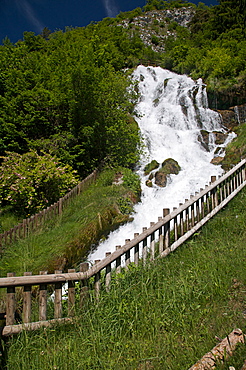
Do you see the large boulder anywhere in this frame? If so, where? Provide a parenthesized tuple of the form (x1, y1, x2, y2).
(154, 158, 181, 187)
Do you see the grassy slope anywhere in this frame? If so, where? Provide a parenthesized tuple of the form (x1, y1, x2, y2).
(5, 186, 246, 370)
(0, 168, 139, 276)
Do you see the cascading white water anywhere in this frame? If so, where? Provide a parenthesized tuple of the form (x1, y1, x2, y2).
(88, 65, 230, 261)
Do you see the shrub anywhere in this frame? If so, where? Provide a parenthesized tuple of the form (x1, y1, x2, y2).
(0, 151, 78, 216)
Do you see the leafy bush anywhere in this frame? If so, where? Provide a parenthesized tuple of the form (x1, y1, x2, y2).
(0, 151, 78, 216)
(122, 168, 141, 197)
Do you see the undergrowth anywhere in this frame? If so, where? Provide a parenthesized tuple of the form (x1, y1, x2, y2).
(3, 187, 246, 369)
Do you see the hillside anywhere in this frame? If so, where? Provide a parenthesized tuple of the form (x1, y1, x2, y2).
(0, 2, 246, 368)
(0, 0, 245, 184)
(0, 0, 245, 268)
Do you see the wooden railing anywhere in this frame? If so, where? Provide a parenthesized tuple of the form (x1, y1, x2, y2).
(0, 159, 245, 336)
(0, 169, 98, 249)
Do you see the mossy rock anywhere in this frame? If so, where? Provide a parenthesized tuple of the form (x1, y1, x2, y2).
(148, 172, 154, 181)
(161, 158, 181, 175)
(155, 158, 181, 187)
(144, 159, 159, 175)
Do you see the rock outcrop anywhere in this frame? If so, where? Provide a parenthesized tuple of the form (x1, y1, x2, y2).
(145, 158, 181, 187)
(120, 7, 195, 53)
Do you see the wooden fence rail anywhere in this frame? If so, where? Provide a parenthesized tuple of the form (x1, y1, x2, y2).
(0, 159, 245, 336)
(0, 169, 98, 249)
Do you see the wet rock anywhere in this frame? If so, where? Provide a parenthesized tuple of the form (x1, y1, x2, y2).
(216, 109, 238, 130)
(213, 131, 228, 145)
(154, 158, 181, 187)
(155, 171, 168, 187)
(211, 156, 224, 165)
(198, 130, 210, 151)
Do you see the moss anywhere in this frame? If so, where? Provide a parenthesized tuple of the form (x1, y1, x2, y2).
(161, 158, 181, 175)
(154, 158, 181, 187)
(144, 159, 159, 175)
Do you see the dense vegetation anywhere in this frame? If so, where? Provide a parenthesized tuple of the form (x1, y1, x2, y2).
(0, 0, 245, 218)
(4, 187, 246, 369)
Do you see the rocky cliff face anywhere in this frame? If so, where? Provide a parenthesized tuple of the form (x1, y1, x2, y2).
(121, 7, 195, 53)
(217, 103, 246, 130)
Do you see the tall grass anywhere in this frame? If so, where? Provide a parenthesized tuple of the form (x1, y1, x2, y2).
(4, 187, 246, 369)
(0, 168, 140, 276)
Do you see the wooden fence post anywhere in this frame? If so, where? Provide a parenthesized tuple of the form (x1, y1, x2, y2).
(125, 239, 131, 268)
(142, 227, 148, 263)
(23, 272, 32, 323)
(105, 253, 111, 292)
(150, 225, 155, 261)
(39, 271, 48, 321)
(68, 269, 76, 317)
(242, 165, 246, 182)
(116, 246, 121, 274)
(163, 208, 170, 249)
(6, 272, 16, 326)
(54, 270, 63, 319)
(94, 260, 101, 301)
(80, 262, 89, 309)
(134, 233, 140, 265)
(173, 208, 178, 242)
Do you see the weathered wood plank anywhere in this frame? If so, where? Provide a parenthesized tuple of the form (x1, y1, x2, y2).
(54, 270, 62, 319)
(68, 269, 76, 317)
(188, 328, 244, 370)
(23, 272, 32, 323)
(39, 271, 48, 321)
(6, 272, 16, 326)
(2, 318, 73, 337)
(134, 233, 140, 265)
(105, 253, 111, 292)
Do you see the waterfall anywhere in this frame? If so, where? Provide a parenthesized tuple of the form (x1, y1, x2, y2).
(88, 66, 229, 262)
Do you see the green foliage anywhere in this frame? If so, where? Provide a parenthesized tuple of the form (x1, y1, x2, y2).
(0, 19, 146, 176)
(151, 34, 160, 45)
(0, 151, 78, 216)
(122, 167, 141, 196)
(144, 0, 193, 11)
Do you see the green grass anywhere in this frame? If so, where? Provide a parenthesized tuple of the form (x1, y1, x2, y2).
(3, 187, 246, 370)
(222, 122, 246, 170)
(0, 208, 21, 233)
(0, 168, 140, 276)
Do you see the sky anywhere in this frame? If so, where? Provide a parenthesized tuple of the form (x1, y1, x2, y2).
(0, 0, 218, 44)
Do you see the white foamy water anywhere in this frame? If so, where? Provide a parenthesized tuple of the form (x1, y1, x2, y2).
(88, 66, 230, 262)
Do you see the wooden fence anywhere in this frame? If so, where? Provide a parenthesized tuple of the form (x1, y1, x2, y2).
(0, 159, 245, 336)
(0, 169, 98, 249)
